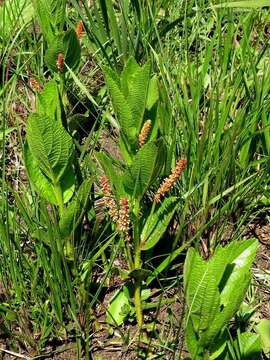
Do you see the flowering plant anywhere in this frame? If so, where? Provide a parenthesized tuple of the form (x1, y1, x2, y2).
(98, 57, 187, 329)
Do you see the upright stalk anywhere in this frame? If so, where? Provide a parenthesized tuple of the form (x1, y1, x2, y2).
(133, 212, 143, 328)
(54, 182, 64, 217)
(54, 182, 74, 260)
(134, 278, 143, 328)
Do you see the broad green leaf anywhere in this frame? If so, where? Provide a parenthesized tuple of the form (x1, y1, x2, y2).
(104, 65, 121, 87)
(120, 58, 151, 131)
(236, 332, 261, 360)
(25, 144, 57, 204)
(219, 239, 258, 307)
(196, 276, 220, 332)
(26, 113, 74, 183)
(126, 62, 151, 131)
(123, 139, 166, 198)
(209, 331, 228, 359)
(140, 197, 178, 250)
(146, 75, 159, 110)
(104, 66, 136, 150)
(31, 228, 49, 245)
(256, 319, 270, 356)
(59, 178, 93, 238)
(24, 144, 74, 204)
(199, 241, 258, 346)
(184, 248, 207, 310)
(184, 240, 258, 349)
(207, 240, 256, 289)
(119, 135, 133, 165)
(37, 80, 61, 122)
(45, 34, 65, 73)
(205, 242, 238, 286)
(45, 29, 81, 73)
(104, 59, 153, 155)
(185, 319, 204, 360)
(200, 273, 251, 347)
(120, 57, 140, 95)
(184, 248, 220, 333)
(63, 29, 81, 71)
(184, 247, 197, 293)
(106, 285, 131, 326)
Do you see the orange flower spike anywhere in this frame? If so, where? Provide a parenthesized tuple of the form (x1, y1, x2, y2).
(154, 159, 187, 203)
(118, 197, 131, 241)
(56, 53, 64, 72)
(138, 120, 152, 148)
(76, 20, 84, 40)
(100, 175, 118, 223)
(29, 78, 42, 92)
(100, 175, 110, 196)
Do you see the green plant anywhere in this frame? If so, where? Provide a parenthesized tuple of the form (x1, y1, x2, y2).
(31, 0, 82, 110)
(70, 0, 185, 67)
(226, 331, 262, 360)
(183, 239, 258, 359)
(1, 0, 270, 358)
(0, 0, 34, 42)
(25, 81, 75, 208)
(18, 78, 98, 356)
(147, 2, 270, 275)
(256, 319, 270, 358)
(97, 56, 186, 330)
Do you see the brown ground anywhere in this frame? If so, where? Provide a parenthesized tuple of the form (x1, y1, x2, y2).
(0, 294, 184, 359)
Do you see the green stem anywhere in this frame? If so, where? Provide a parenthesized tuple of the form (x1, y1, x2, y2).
(54, 182, 64, 217)
(101, 252, 110, 286)
(54, 182, 74, 260)
(57, 75, 69, 129)
(134, 279, 143, 328)
(84, 303, 91, 360)
(133, 210, 143, 329)
(124, 238, 134, 270)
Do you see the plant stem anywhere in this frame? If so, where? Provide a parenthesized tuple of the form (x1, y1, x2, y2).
(124, 239, 134, 270)
(133, 212, 143, 328)
(54, 182, 64, 217)
(54, 182, 74, 260)
(134, 278, 143, 328)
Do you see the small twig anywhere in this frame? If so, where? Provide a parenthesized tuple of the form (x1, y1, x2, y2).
(30, 344, 76, 360)
(0, 347, 29, 359)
